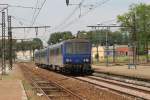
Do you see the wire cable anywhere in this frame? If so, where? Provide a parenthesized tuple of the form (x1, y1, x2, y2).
(58, 0, 111, 31)
(30, 0, 47, 27)
(31, 0, 39, 26)
(51, 0, 85, 32)
(27, 0, 47, 33)
(8, 4, 40, 9)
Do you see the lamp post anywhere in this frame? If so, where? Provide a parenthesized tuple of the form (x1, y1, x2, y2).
(113, 41, 117, 64)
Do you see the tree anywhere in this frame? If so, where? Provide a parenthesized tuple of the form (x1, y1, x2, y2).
(31, 38, 43, 60)
(76, 31, 89, 39)
(0, 39, 17, 59)
(48, 31, 74, 45)
(48, 32, 61, 45)
(32, 38, 43, 50)
(117, 3, 150, 61)
(15, 38, 43, 60)
(110, 31, 129, 45)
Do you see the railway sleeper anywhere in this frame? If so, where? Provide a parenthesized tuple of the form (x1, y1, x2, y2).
(48, 94, 70, 97)
(43, 89, 64, 92)
(34, 80, 46, 82)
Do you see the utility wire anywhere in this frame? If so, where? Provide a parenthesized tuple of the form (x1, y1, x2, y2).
(30, 0, 47, 27)
(59, 0, 111, 31)
(31, 0, 39, 26)
(27, 0, 47, 33)
(51, 0, 85, 32)
(8, 4, 40, 9)
(43, 0, 85, 43)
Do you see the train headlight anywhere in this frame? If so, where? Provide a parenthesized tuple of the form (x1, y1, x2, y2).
(69, 59, 72, 62)
(66, 58, 72, 62)
(83, 58, 89, 62)
(83, 59, 86, 62)
(85, 59, 89, 62)
(66, 59, 70, 62)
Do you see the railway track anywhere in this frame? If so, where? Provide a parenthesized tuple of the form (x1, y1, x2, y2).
(93, 72, 150, 88)
(19, 63, 150, 99)
(75, 75, 150, 100)
(20, 64, 86, 100)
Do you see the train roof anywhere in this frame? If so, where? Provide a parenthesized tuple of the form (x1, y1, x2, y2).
(64, 39, 90, 43)
(48, 39, 90, 49)
(36, 39, 90, 52)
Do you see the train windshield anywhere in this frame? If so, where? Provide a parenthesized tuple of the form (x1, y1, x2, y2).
(66, 42, 90, 54)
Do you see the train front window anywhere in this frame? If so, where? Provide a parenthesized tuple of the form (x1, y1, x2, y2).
(66, 43, 74, 54)
(66, 42, 90, 54)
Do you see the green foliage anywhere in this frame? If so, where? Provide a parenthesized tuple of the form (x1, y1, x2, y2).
(15, 38, 43, 51)
(32, 38, 43, 50)
(48, 31, 74, 45)
(47, 30, 129, 47)
(117, 3, 150, 51)
(76, 31, 89, 39)
(0, 39, 17, 59)
(77, 30, 129, 46)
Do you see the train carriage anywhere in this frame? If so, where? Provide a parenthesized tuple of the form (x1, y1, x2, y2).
(34, 39, 93, 74)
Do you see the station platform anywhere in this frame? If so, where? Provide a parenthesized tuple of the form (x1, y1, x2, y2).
(93, 64, 150, 80)
(0, 65, 27, 100)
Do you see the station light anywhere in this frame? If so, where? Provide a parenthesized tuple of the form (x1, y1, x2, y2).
(66, 0, 69, 6)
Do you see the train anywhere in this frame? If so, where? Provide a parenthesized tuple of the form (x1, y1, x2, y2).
(34, 39, 93, 74)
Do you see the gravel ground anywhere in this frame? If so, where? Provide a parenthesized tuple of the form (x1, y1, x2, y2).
(93, 65, 150, 80)
(18, 63, 134, 100)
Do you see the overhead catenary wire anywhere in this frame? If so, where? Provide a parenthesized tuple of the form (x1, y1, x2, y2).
(8, 4, 40, 9)
(27, 0, 47, 37)
(51, 0, 85, 32)
(44, 0, 110, 43)
(30, 0, 47, 27)
(31, 0, 39, 26)
(57, 0, 111, 31)
(41, 0, 85, 43)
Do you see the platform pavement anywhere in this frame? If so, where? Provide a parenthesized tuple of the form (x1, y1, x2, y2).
(93, 64, 150, 80)
(0, 65, 27, 100)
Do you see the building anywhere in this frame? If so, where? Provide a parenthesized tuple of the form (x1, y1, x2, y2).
(92, 45, 130, 62)
(16, 50, 33, 61)
(92, 46, 105, 62)
(116, 45, 129, 56)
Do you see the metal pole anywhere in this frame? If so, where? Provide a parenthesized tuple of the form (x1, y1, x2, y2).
(113, 43, 116, 63)
(2, 12, 6, 75)
(132, 13, 137, 68)
(106, 27, 109, 66)
(8, 16, 13, 70)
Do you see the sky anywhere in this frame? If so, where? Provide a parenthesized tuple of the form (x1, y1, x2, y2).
(0, 0, 150, 45)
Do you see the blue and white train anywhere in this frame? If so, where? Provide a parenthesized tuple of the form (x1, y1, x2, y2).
(34, 39, 93, 74)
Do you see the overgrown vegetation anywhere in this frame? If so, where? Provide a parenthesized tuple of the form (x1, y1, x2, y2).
(0, 38, 43, 59)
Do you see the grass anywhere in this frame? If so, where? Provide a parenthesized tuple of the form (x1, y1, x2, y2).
(22, 80, 34, 100)
(22, 80, 33, 91)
